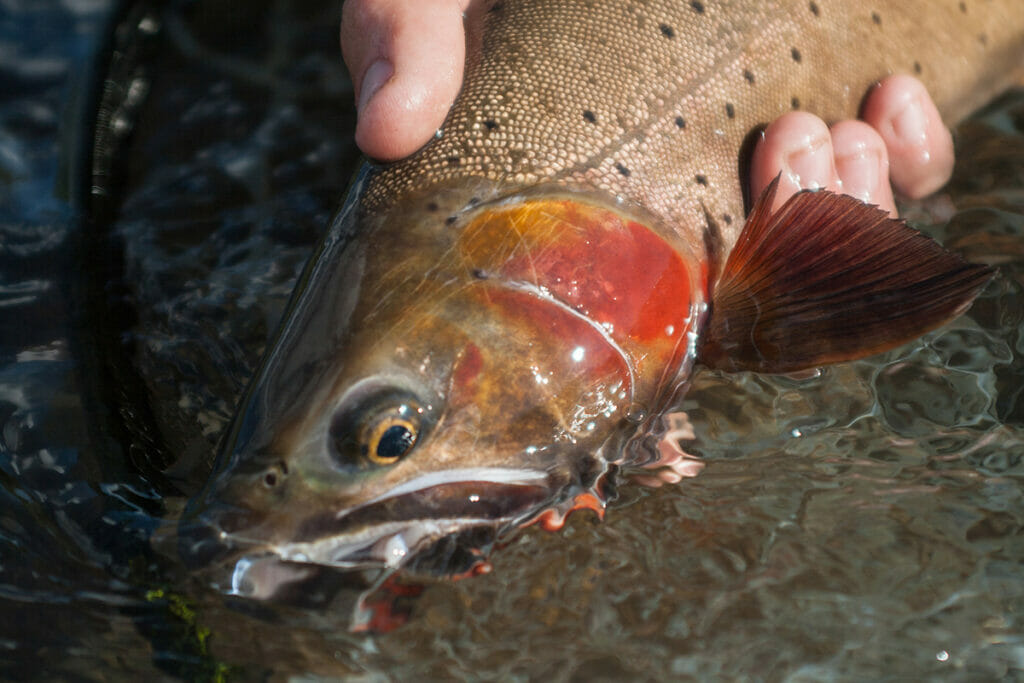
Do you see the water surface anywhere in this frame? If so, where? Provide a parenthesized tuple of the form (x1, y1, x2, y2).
(2, 0, 1024, 679)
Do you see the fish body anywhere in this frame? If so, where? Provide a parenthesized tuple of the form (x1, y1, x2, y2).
(179, 0, 1024, 594)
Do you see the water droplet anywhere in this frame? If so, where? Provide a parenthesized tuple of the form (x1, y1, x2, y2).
(625, 403, 648, 423)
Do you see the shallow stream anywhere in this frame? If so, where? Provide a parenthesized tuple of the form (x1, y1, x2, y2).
(2, 0, 1024, 679)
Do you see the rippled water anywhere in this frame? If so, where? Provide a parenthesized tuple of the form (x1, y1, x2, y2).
(3, 0, 1024, 679)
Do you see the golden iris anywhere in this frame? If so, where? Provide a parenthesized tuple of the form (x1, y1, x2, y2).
(362, 412, 419, 465)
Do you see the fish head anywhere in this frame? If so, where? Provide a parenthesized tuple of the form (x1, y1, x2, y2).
(179, 175, 704, 595)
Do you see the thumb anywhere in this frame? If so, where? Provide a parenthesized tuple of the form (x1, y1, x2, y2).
(341, 0, 470, 161)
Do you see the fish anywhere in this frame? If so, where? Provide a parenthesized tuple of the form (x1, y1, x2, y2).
(178, 0, 1024, 598)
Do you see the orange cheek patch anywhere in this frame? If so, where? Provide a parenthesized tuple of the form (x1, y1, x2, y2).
(459, 198, 697, 375)
(451, 342, 483, 390)
(479, 287, 634, 394)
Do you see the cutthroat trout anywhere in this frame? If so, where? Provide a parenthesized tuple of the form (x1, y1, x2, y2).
(179, 0, 1024, 596)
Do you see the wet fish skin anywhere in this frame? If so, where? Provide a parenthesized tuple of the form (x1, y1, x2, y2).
(179, 0, 1024, 591)
(364, 0, 1024, 254)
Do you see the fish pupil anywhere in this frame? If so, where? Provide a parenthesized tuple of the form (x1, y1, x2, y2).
(377, 424, 415, 459)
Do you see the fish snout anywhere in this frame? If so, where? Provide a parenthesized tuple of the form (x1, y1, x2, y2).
(176, 496, 266, 571)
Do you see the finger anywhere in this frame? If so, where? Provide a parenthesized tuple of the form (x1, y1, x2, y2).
(860, 74, 954, 199)
(750, 111, 840, 212)
(830, 119, 897, 216)
(341, 0, 470, 161)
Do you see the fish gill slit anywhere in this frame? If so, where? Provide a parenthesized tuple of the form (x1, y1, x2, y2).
(502, 279, 638, 398)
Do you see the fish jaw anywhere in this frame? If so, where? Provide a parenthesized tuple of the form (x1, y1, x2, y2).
(182, 467, 596, 598)
(179, 181, 706, 592)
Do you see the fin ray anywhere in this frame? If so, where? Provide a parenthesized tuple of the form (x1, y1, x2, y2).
(701, 177, 994, 373)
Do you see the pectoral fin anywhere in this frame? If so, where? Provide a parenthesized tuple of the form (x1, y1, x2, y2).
(701, 177, 993, 374)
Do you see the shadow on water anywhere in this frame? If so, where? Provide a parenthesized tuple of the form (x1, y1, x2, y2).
(2, 0, 1024, 679)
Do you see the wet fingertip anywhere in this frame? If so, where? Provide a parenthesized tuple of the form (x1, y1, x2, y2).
(835, 147, 882, 203)
(357, 58, 394, 114)
(890, 94, 928, 147)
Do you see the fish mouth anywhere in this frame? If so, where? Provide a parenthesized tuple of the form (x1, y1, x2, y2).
(195, 467, 565, 599)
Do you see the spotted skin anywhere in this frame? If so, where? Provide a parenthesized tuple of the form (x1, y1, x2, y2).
(364, 0, 1024, 255)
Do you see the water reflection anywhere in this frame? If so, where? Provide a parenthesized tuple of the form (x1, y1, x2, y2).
(1, 0, 1023, 678)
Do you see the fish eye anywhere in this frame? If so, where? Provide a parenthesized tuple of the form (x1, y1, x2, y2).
(361, 408, 419, 465)
(329, 388, 429, 470)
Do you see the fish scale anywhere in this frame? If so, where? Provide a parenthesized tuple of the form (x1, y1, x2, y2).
(365, 0, 1024, 251)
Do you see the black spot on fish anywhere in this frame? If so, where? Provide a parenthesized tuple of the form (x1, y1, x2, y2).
(446, 215, 458, 226)
(725, 102, 735, 119)
(583, 110, 597, 123)
(467, 196, 481, 207)
(690, 0, 705, 13)
(722, 213, 733, 225)
(914, 61, 922, 74)
(871, 11, 881, 25)
(616, 162, 631, 177)
(447, 156, 461, 166)
(979, 33, 988, 46)
(483, 119, 498, 131)
(472, 268, 488, 280)
(791, 47, 802, 63)
(959, 1, 967, 12)
(743, 69, 755, 84)
(695, 174, 708, 186)
(809, 1, 820, 16)
(791, 96, 800, 109)
(675, 116, 686, 129)
(659, 23, 675, 38)
(427, 202, 439, 212)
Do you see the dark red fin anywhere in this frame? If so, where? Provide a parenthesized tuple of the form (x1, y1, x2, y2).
(701, 177, 994, 374)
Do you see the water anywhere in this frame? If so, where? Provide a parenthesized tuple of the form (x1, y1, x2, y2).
(3, 0, 1024, 679)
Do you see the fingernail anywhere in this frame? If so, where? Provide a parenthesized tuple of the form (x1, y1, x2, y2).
(784, 135, 831, 190)
(835, 147, 882, 202)
(891, 95, 927, 147)
(357, 58, 393, 113)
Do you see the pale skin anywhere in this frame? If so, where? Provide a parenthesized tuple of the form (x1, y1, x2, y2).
(341, 0, 956, 216)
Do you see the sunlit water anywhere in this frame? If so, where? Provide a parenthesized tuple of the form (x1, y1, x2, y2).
(2, 0, 1023, 679)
